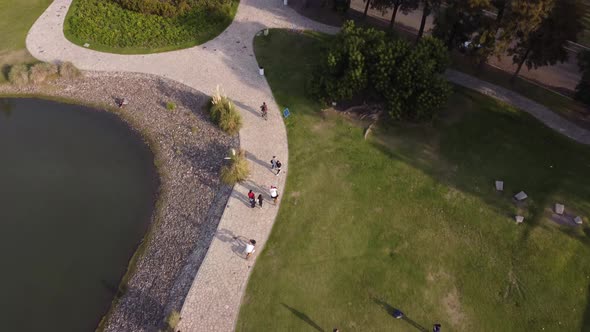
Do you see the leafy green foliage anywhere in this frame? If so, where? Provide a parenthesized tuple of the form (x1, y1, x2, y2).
(64, 0, 238, 52)
(166, 101, 176, 110)
(576, 50, 590, 105)
(210, 88, 243, 135)
(433, 0, 491, 50)
(313, 21, 451, 121)
(7, 64, 29, 86)
(220, 149, 250, 184)
(508, 0, 584, 78)
(370, 0, 419, 27)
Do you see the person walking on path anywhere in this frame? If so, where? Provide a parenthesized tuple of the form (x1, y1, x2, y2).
(270, 186, 279, 203)
(257, 194, 264, 208)
(245, 239, 256, 259)
(275, 160, 282, 176)
(270, 156, 277, 170)
(248, 190, 256, 208)
(260, 102, 268, 120)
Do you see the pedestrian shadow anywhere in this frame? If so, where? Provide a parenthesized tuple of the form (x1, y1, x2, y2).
(234, 99, 262, 118)
(244, 149, 274, 172)
(280, 303, 325, 332)
(215, 228, 251, 259)
(372, 298, 428, 332)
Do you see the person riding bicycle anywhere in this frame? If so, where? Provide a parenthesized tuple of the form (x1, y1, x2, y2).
(260, 102, 268, 119)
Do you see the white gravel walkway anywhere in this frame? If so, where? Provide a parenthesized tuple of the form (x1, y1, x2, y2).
(26, 0, 336, 331)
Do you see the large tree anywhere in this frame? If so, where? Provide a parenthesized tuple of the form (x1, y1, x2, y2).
(508, 0, 583, 81)
(432, 0, 491, 50)
(417, 0, 443, 41)
(370, 0, 420, 28)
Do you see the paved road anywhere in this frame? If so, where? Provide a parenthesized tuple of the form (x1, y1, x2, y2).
(26, 0, 336, 331)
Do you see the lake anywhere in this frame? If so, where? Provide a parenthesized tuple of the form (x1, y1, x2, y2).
(0, 98, 158, 331)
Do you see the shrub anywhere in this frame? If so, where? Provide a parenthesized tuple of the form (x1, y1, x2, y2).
(8, 64, 30, 86)
(59, 61, 82, 79)
(312, 21, 451, 122)
(220, 149, 250, 184)
(210, 86, 242, 135)
(166, 101, 176, 110)
(163, 310, 181, 332)
(29, 63, 58, 84)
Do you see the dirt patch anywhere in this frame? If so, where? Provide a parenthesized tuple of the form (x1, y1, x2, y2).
(442, 287, 466, 327)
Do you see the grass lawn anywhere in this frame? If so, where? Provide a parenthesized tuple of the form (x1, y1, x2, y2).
(237, 29, 590, 331)
(0, 0, 53, 83)
(63, 0, 239, 54)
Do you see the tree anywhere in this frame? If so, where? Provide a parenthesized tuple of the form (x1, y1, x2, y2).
(312, 21, 378, 101)
(508, 0, 583, 81)
(432, 0, 491, 50)
(575, 50, 590, 106)
(378, 37, 452, 120)
(370, 0, 419, 29)
(313, 21, 451, 121)
(417, 0, 442, 41)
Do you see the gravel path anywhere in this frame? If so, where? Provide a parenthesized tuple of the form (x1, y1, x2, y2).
(26, 0, 336, 331)
(447, 70, 590, 145)
(0, 72, 236, 331)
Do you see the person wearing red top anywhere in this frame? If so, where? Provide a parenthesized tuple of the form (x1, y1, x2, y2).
(248, 190, 256, 208)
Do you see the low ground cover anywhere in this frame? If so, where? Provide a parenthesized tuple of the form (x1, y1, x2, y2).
(237, 29, 590, 331)
(64, 0, 239, 54)
(0, 0, 52, 83)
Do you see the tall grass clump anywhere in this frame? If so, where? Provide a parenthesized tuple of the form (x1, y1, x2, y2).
(162, 310, 181, 332)
(220, 149, 250, 184)
(8, 64, 30, 86)
(59, 61, 82, 79)
(210, 85, 242, 135)
(29, 63, 58, 84)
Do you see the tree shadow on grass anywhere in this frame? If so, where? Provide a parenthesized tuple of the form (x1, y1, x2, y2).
(280, 303, 325, 331)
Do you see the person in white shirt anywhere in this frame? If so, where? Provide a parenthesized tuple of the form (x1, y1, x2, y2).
(270, 186, 279, 203)
(245, 239, 256, 259)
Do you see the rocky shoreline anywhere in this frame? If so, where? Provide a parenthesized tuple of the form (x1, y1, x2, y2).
(0, 71, 237, 331)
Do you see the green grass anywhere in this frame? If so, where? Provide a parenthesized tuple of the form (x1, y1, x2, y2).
(237, 29, 590, 331)
(63, 0, 239, 54)
(451, 55, 590, 130)
(0, 0, 53, 83)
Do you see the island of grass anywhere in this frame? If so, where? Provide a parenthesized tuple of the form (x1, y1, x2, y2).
(237, 30, 590, 331)
(64, 0, 239, 54)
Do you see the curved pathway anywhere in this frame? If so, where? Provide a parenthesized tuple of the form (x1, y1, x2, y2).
(26, 0, 336, 331)
(26, 1, 590, 331)
(446, 70, 590, 145)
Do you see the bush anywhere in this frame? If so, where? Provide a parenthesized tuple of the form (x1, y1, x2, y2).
(210, 86, 242, 135)
(166, 101, 176, 110)
(59, 61, 82, 79)
(8, 64, 30, 86)
(65, 0, 238, 51)
(163, 310, 181, 332)
(29, 63, 58, 84)
(220, 149, 250, 184)
(312, 21, 452, 122)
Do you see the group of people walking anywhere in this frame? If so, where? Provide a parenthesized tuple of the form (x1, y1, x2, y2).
(246, 155, 282, 209)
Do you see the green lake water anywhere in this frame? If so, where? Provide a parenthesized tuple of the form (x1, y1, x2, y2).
(0, 98, 158, 331)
